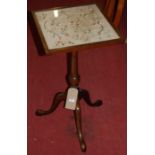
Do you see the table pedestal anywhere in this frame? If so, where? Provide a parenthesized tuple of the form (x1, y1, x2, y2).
(35, 51, 102, 152)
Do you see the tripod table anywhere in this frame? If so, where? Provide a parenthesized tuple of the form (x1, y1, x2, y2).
(31, 3, 122, 152)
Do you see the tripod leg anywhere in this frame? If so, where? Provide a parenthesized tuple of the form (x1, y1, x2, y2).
(74, 101, 86, 152)
(79, 89, 102, 107)
(36, 92, 66, 116)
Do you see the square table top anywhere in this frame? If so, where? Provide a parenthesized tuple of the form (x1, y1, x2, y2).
(32, 4, 121, 54)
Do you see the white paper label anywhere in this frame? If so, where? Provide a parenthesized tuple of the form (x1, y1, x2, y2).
(65, 88, 78, 110)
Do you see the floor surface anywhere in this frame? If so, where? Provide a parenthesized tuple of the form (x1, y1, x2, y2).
(28, 0, 127, 155)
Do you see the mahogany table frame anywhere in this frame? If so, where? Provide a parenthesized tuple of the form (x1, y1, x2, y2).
(29, 3, 124, 152)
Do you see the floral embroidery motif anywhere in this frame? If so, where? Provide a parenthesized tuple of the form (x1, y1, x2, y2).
(35, 4, 119, 50)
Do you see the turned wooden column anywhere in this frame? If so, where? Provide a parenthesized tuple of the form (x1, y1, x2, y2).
(66, 51, 86, 152)
(66, 51, 80, 87)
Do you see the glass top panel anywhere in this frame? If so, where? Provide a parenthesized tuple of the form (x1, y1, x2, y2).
(35, 4, 120, 50)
